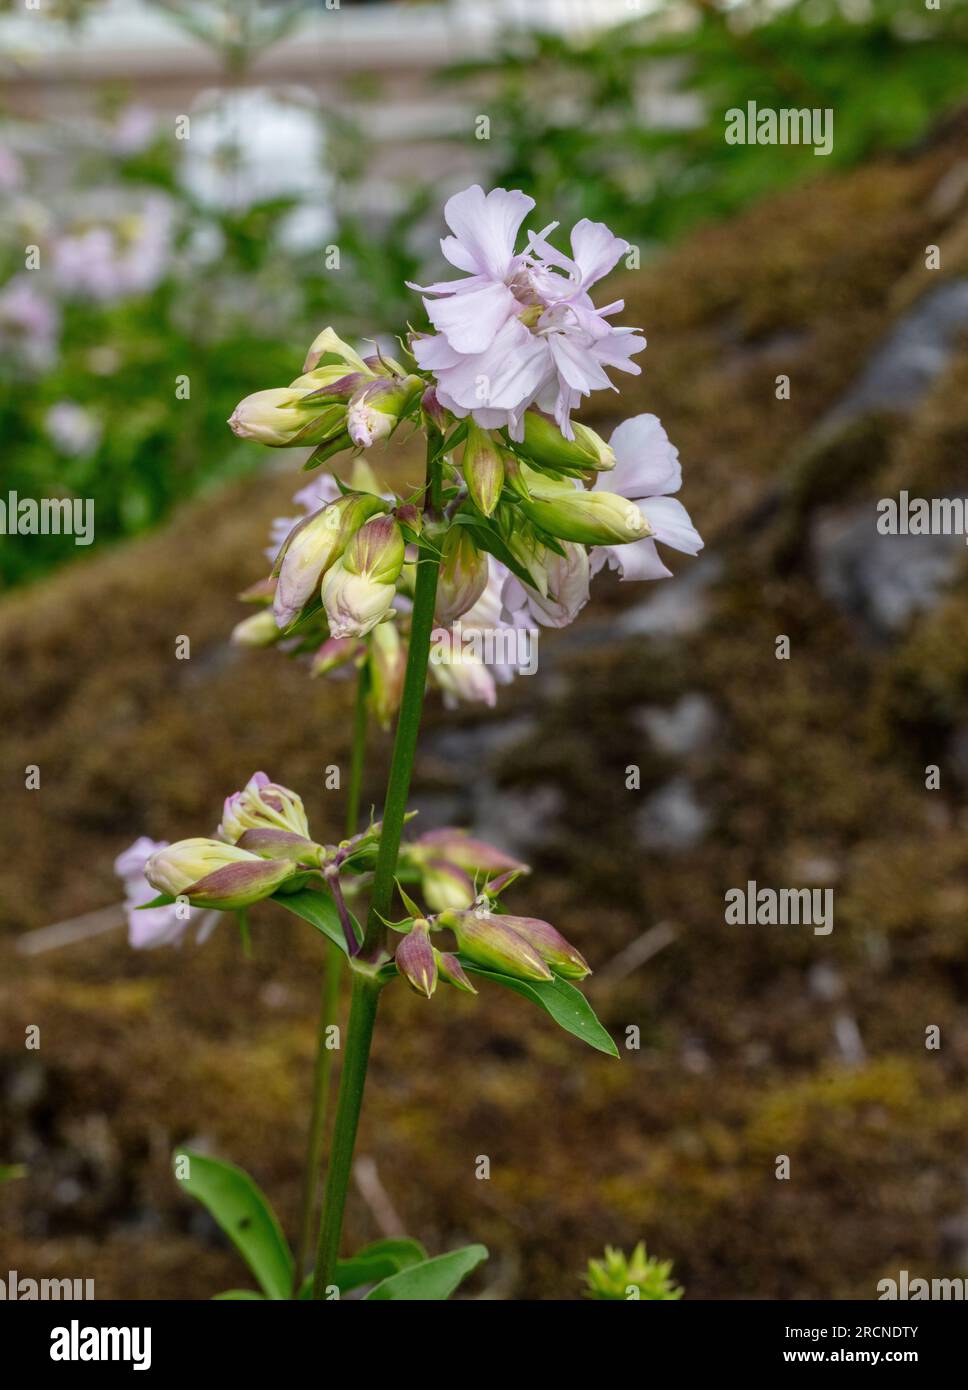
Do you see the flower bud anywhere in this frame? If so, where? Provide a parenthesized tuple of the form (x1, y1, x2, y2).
(436, 950, 477, 994)
(440, 907, 553, 982)
(228, 388, 347, 449)
(234, 828, 321, 864)
(519, 411, 615, 474)
(218, 771, 310, 843)
(422, 860, 475, 913)
(274, 492, 386, 630)
(231, 609, 282, 648)
(435, 527, 488, 626)
(517, 470, 651, 547)
(321, 515, 405, 638)
(346, 375, 423, 449)
(310, 635, 364, 678)
(395, 920, 438, 998)
(498, 915, 590, 980)
(368, 621, 406, 728)
(145, 838, 295, 909)
(414, 829, 528, 878)
(428, 637, 497, 708)
(303, 326, 369, 375)
(462, 421, 505, 517)
(421, 385, 448, 433)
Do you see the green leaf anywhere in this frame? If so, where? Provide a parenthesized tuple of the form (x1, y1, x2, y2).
(174, 1150, 294, 1300)
(213, 1289, 266, 1300)
(0, 1164, 26, 1183)
(364, 1244, 488, 1301)
(270, 886, 359, 953)
(136, 893, 175, 909)
(297, 1236, 429, 1297)
(460, 964, 619, 1057)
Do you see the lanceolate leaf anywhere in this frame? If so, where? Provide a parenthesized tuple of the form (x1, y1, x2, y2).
(213, 1290, 266, 1300)
(174, 1150, 294, 1301)
(364, 1244, 488, 1301)
(270, 886, 360, 953)
(460, 963, 619, 1058)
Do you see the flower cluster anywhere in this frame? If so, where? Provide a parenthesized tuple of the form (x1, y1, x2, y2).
(226, 188, 701, 726)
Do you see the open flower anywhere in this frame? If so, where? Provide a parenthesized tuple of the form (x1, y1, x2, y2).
(591, 414, 703, 581)
(411, 185, 644, 440)
(115, 837, 218, 949)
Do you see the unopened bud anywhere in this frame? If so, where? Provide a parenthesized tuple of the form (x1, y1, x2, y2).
(519, 411, 615, 474)
(414, 829, 527, 878)
(498, 915, 590, 980)
(436, 950, 477, 994)
(422, 859, 475, 912)
(310, 635, 364, 678)
(347, 375, 423, 449)
(235, 828, 322, 864)
(435, 527, 488, 626)
(462, 421, 505, 517)
(303, 326, 369, 375)
(516, 469, 650, 546)
(421, 386, 449, 433)
(321, 515, 405, 638)
(368, 621, 407, 728)
(274, 492, 386, 630)
(231, 610, 282, 648)
(219, 771, 310, 843)
(145, 838, 295, 909)
(395, 920, 438, 998)
(441, 907, 553, 982)
(228, 388, 346, 449)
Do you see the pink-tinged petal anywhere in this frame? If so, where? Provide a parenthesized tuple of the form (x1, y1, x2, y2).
(412, 334, 462, 371)
(424, 280, 518, 354)
(548, 333, 614, 394)
(406, 271, 492, 296)
(598, 537, 673, 582)
(442, 185, 535, 280)
(432, 318, 549, 411)
(605, 414, 682, 499)
(591, 329, 646, 374)
(569, 218, 628, 287)
(637, 496, 703, 555)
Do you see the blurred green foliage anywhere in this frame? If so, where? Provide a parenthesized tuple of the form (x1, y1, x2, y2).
(443, 0, 968, 246)
(2, 0, 965, 589)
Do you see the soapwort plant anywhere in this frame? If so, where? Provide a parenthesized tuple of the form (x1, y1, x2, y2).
(128, 186, 702, 1300)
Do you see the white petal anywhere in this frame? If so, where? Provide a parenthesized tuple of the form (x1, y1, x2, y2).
(569, 218, 628, 287)
(602, 537, 673, 582)
(425, 280, 518, 354)
(638, 496, 704, 555)
(443, 185, 535, 281)
(606, 414, 682, 499)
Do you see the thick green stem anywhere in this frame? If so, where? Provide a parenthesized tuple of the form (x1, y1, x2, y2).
(361, 451, 442, 957)
(310, 443, 442, 1296)
(292, 670, 369, 1294)
(311, 970, 381, 1298)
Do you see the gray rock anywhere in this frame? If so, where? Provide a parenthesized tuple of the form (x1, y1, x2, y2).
(635, 692, 719, 758)
(822, 279, 968, 427)
(636, 775, 709, 851)
(810, 504, 965, 636)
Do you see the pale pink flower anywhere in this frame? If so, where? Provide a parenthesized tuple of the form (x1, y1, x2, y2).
(591, 414, 703, 581)
(114, 836, 217, 950)
(502, 540, 591, 629)
(411, 185, 644, 440)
